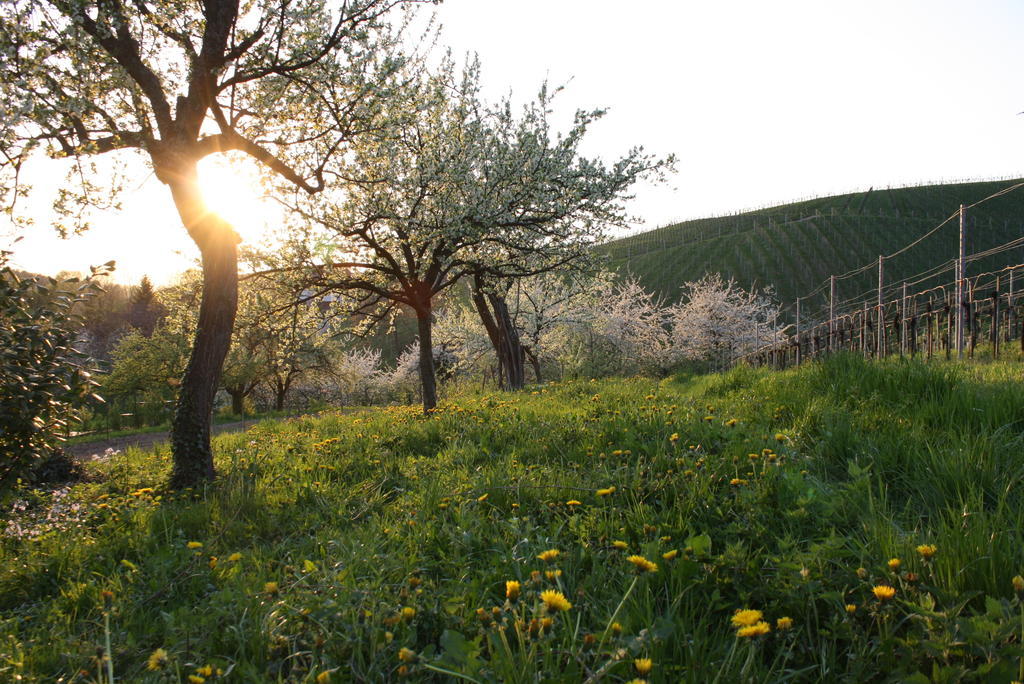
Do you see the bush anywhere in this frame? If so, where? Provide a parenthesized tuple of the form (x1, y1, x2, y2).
(0, 251, 105, 491)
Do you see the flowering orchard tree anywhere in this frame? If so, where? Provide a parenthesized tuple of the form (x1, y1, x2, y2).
(0, 0, 419, 486)
(293, 58, 670, 412)
(590, 277, 678, 375)
(669, 273, 782, 367)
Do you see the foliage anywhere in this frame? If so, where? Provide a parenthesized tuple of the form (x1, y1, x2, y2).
(0, 253, 104, 490)
(2, 355, 1024, 681)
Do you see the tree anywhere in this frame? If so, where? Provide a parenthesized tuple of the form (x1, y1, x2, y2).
(669, 273, 781, 368)
(126, 275, 163, 336)
(293, 59, 670, 410)
(0, 0, 416, 486)
(0, 251, 104, 491)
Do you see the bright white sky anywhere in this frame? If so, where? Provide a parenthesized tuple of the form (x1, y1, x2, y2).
(6, 0, 1024, 284)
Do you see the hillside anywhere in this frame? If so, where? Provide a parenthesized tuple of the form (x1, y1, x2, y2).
(3, 356, 1024, 681)
(600, 178, 1024, 319)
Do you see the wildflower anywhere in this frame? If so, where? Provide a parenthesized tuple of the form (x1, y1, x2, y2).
(596, 486, 616, 497)
(397, 665, 409, 677)
(610, 622, 622, 635)
(146, 648, 168, 671)
(612, 540, 629, 550)
(504, 580, 521, 601)
(545, 569, 562, 580)
(669, 433, 680, 443)
(187, 541, 203, 549)
(729, 478, 747, 486)
(662, 549, 679, 561)
(188, 676, 205, 684)
(317, 672, 332, 684)
(208, 557, 218, 570)
(730, 609, 763, 628)
(856, 567, 868, 579)
(774, 433, 786, 442)
(872, 585, 896, 601)
(385, 631, 394, 643)
(736, 621, 771, 637)
(916, 544, 937, 560)
(625, 680, 648, 684)
(398, 647, 417, 663)
(845, 603, 857, 614)
(228, 553, 242, 562)
(776, 616, 793, 630)
(566, 500, 581, 507)
(627, 555, 658, 573)
(540, 589, 572, 612)
(1014, 575, 1024, 594)
(401, 606, 416, 621)
(540, 616, 554, 629)
(537, 549, 560, 563)
(196, 665, 213, 677)
(264, 581, 279, 595)
(477, 493, 488, 502)
(635, 657, 653, 675)
(725, 418, 738, 427)
(887, 558, 901, 571)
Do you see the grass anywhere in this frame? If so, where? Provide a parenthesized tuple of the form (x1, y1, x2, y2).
(2, 354, 1024, 682)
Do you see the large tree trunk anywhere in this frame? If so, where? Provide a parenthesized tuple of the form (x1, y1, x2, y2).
(471, 278, 525, 390)
(166, 170, 239, 488)
(415, 306, 438, 412)
(227, 388, 245, 415)
(524, 345, 542, 383)
(489, 293, 525, 390)
(274, 377, 287, 411)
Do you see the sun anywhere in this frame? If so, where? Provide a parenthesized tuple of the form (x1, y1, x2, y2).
(196, 155, 280, 245)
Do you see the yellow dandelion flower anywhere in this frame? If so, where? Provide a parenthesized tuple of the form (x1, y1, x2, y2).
(625, 680, 648, 684)
(1013, 576, 1024, 593)
(401, 606, 416, 621)
(196, 665, 213, 677)
(736, 621, 771, 637)
(228, 552, 242, 562)
(872, 585, 896, 601)
(611, 622, 622, 635)
(612, 540, 629, 550)
(776, 616, 793, 630)
(540, 616, 554, 629)
(545, 569, 562, 580)
(384, 631, 394, 643)
(725, 418, 738, 427)
(887, 558, 901, 571)
(669, 433, 680, 442)
(729, 478, 747, 486)
(477, 493, 489, 502)
(188, 676, 205, 684)
(916, 544, 937, 560)
(264, 581, 279, 595)
(731, 609, 763, 627)
(506, 580, 521, 600)
(398, 647, 417, 663)
(566, 500, 582, 506)
(208, 557, 218, 570)
(186, 541, 203, 549)
(634, 657, 653, 675)
(146, 648, 168, 671)
(845, 603, 857, 614)
(537, 549, 560, 562)
(626, 555, 658, 573)
(539, 589, 572, 612)
(662, 549, 679, 561)
(596, 486, 616, 496)
(774, 433, 786, 442)
(316, 672, 332, 684)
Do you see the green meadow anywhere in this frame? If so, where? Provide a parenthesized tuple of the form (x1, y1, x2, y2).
(3, 354, 1024, 682)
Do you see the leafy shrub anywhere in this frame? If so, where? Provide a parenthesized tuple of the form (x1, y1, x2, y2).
(0, 251, 105, 491)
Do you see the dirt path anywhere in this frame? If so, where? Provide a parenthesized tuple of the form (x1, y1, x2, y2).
(66, 419, 265, 461)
